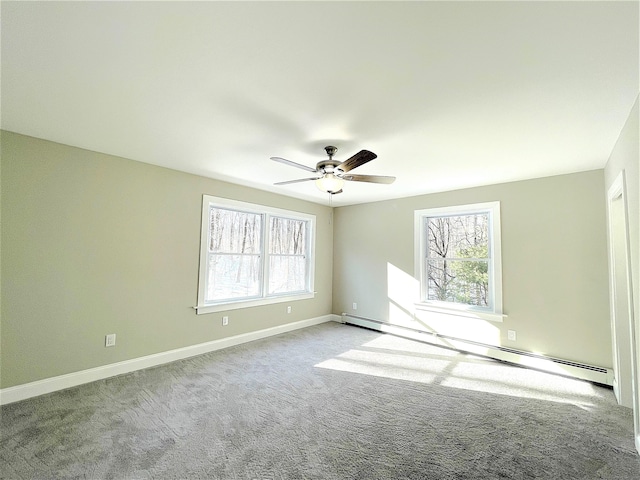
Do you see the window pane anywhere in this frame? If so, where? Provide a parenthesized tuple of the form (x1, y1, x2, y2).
(269, 217, 306, 255)
(210, 207, 262, 254)
(426, 213, 490, 307)
(269, 256, 306, 294)
(427, 259, 489, 307)
(206, 254, 261, 302)
(427, 214, 489, 259)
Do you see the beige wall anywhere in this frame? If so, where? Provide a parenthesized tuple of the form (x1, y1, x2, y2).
(333, 170, 612, 368)
(1, 131, 333, 388)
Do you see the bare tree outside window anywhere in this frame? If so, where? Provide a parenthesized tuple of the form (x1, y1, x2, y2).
(269, 217, 307, 294)
(205, 208, 310, 302)
(207, 207, 262, 302)
(426, 213, 490, 307)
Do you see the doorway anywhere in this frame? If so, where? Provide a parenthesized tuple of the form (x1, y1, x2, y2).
(606, 171, 639, 452)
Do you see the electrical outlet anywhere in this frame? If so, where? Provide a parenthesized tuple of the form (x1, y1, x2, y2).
(105, 334, 116, 347)
(352, 302, 358, 310)
(507, 330, 517, 341)
(222, 316, 229, 326)
(287, 306, 292, 314)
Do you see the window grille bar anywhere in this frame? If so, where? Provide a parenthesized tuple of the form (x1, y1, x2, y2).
(208, 252, 261, 256)
(427, 257, 489, 262)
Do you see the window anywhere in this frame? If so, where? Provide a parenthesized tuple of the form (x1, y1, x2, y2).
(414, 202, 502, 320)
(197, 196, 315, 314)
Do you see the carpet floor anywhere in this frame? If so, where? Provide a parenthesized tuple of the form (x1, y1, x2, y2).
(1, 321, 639, 479)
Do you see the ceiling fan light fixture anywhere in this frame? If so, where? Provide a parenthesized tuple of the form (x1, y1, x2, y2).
(315, 174, 344, 193)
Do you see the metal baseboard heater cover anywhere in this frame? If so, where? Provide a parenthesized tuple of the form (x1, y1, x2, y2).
(341, 313, 613, 386)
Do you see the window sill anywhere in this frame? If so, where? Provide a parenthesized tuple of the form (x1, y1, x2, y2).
(414, 303, 506, 323)
(195, 292, 315, 315)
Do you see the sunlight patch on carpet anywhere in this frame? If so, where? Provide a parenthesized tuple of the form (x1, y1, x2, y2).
(315, 333, 603, 409)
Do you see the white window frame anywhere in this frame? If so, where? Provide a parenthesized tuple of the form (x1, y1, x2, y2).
(414, 201, 504, 322)
(196, 195, 315, 315)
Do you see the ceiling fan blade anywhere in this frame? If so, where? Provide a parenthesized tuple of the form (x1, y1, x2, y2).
(342, 174, 396, 184)
(336, 150, 377, 173)
(271, 156, 317, 173)
(274, 177, 319, 186)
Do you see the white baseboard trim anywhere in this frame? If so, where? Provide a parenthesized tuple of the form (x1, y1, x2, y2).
(0, 314, 340, 406)
(343, 314, 614, 386)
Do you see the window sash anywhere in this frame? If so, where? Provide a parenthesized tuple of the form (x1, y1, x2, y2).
(269, 216, 307, 255)
(268, 254, 308, 295)
(206, 253, 262, 303)
(209, 206, 262, 254)
(425, 258, 490, 308)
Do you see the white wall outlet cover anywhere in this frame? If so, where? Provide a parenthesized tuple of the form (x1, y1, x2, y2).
(105, 334, 116, 347)
(507, 330, 517, 341)
(222, 316, 229, 326)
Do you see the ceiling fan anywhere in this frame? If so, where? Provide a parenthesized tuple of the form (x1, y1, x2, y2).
(271, 146, 396, 195)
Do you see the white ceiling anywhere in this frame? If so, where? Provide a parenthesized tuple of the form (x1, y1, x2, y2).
(2, 1, 638, 207)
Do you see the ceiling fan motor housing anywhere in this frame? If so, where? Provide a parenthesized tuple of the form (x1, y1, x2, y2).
(316, 160, 341, 175)
(318, 146, 341, 174)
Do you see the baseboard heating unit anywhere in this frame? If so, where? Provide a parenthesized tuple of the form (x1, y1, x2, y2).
(341, 313, 614, 386)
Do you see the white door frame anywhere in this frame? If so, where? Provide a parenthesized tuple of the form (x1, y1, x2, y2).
(606, 170, 639, 453)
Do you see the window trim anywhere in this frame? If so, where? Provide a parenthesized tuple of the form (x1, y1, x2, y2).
(196, 196, 316, 315)
(414, 201, 504, 323)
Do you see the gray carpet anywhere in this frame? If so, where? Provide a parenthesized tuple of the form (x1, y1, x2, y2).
(1, 321, 639, 479)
